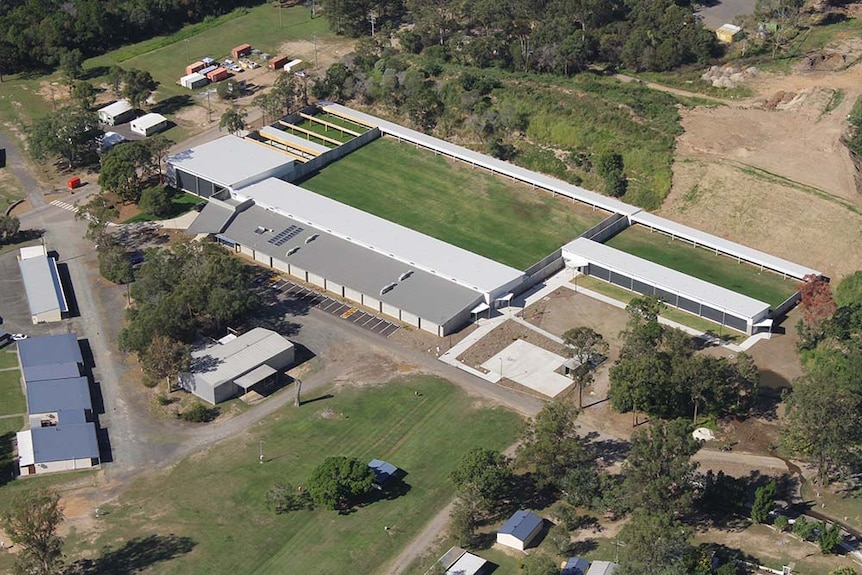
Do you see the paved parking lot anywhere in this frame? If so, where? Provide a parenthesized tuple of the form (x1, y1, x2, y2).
(274, 279, 400, 337)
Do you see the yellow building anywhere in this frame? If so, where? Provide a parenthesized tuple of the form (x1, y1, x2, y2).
(716, 23, 743, 44)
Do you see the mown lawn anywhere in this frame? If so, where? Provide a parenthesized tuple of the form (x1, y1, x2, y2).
(24, 377, 523, 575)
(0, 369, 25, 417)
(301, 137, 607, 269)
(605, 225, 798, 307)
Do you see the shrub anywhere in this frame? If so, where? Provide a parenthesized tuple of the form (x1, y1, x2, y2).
(138, 185, 173, 218)
(774, 514, 789, 532)
(98, 243, 134, 284)
(179, 402, 218, 423)
(156, 394, 171, 405)
(793, 516, 817, 540)
(266, 483, 312, 514)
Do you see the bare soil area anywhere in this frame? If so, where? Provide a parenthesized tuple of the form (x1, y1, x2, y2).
(664, 54, 862, 282)
(456, 320, 568, 372)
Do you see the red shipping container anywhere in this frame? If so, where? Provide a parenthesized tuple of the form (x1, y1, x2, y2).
(231, 44, 251, 59)
(268, 55, 289, 70)
(67, 176, 81, 190)
(206, 67, 229, 82)
(185, 61, 206, 75)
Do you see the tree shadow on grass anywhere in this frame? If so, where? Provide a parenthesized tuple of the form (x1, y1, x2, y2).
(0, 432, 18, 486)
(65, 534, 196, 575)
(151, 96, 193, 116)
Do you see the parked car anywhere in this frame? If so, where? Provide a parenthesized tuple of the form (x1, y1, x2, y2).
(11, 333, 28, 341)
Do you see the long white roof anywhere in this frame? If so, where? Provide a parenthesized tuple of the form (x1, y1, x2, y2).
(168, 135, 294, 188)
(235, 178, 525, 297)
(259, 125, 331, 155)
(131, 113, 167, 130)
(190, 327, 293, 389)
(321, 102, 640, 216)
(98, 99, 133, 116)
(630, 212, 819, 280)
(563, 237, 770, 320)
(19, 255, 68, 316)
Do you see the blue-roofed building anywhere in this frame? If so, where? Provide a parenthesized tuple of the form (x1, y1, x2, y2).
(17, 423, 100, 475)
(26, 376, 92, 426)
(17, 334, 83, 382)
(368, 458, 402, 490)
(496, 510, 544, 551)
(562, 557, 590, 575)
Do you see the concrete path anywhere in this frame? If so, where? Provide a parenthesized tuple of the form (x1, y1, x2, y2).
(0, 131, 46, 208)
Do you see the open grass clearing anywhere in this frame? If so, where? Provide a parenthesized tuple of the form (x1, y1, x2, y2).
(276, 124, 340, 148)
(301, 137, 607, 270)
(33, 376, 522, 574)
(121, 191, 200, 224)
(313, 112, 372, 133)
(575, 275, 744, 341)
(290, 119, 355, 144)
(0, 369, 25, 417)
(605, 224, 798, 307)
(0, 350, 20, 370)
(0, 417, 23, 436)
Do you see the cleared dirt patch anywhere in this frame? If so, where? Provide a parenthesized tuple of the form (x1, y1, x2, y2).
(456, 320, 568, 373)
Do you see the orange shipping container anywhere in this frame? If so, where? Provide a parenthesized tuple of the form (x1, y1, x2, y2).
(268, 55, 289, 70)
(206, 67, 229, 82)
(231, 44, 252, 59)
(185, 61, 206, 75)
(67, 176, 81, 190)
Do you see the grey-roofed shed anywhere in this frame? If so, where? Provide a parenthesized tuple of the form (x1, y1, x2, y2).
(17, 334, 83, 382)
(18, 254, 69, 324)
(211, 204, 485, 336)
(26, 376, 92, 414)
(19, 423, 99, 473)
(562, 557, 590, 575)
(167, 135, 296, 198)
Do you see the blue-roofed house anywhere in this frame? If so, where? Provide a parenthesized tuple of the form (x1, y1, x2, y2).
(496, 510, 544, 551)
(26, 376, 92, 427)
(368, 458, 402, 490)
(562, 557, 590, 575)
(17, 334, 83, 382)
(16, 422, 100, 476)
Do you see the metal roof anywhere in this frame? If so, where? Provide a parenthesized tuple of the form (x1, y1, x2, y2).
(215, 204, 485, 324)
(629, 213, 819, 280)
(186, 202, 234, 235)
(26, 376, 92, 414)
(236, 178, 525, 298)
(17, 334, 82, 369)
(586, 561, 619, 575)
(498, 510, 543, 541)
(22, 363, 81, 383)
(259, 125, 331, 155)
(321, 103, 640, 216)
(187, 327, 292, 390)
(168, 135, 295, 189)
(234, 364, 276, 389)
(29, 423, 99, 463)
(131, 113, 167, 131)
(98, 99, 133, 117)
(562, 558, 590, 575)
(563, 238, 770, 320)
(446, 552, 487, 575)
(368, 459, 399, 484)
(19, 255, 68, 317)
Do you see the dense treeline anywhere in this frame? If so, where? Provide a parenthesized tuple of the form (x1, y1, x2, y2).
(321, 0, 719, 73)
(0, 0, 259, 75)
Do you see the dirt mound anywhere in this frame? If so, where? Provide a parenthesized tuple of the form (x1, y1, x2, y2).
(701, 64, 758, 89)
(795, 51, 851, 72)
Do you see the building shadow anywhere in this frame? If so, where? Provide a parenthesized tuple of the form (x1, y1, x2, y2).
(81, 66, 110, 81)
(0, 432, 18, 486)
(55, 261, 80, 318)
(65, 533, 196, 575)
(150, 95, 193, 116)
(95, 426, 114, 464)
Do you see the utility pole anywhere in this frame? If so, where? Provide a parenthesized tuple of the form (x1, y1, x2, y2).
(259, 440, 264, 464)
(279, 3, 283, 29)
(206, 90, 211, 122)
(312, 34, 318, 68)
(185, 39, 190, 60)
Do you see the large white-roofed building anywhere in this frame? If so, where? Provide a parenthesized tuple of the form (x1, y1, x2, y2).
(167, 135, 296, 198)
(18, 246, 69, 324)
(562, 238, 772, 334)
(178, 328, 295, 404)
(97, 99, 135, 126)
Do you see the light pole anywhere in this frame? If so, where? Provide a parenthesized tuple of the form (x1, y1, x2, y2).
(279, 3, 283, 29)
(259, 440, 264, 464)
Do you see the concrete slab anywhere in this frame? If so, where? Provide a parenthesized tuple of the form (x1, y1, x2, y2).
(481, 339, 572, 398)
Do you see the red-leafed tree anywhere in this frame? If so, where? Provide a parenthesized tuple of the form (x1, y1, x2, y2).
(798, 274, 836, 325)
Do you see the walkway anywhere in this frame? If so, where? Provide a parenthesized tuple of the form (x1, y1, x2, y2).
(0, 131, 46, 208)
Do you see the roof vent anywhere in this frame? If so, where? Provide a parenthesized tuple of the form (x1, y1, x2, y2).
(286, 247, 300, 256)
(398, 271, 412, 281)
(254, 226, 266, 235)
(380, 283, 397, 296)
(305, 234, 318, 244)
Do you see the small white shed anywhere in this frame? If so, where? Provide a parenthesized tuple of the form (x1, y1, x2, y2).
(130, 113, 168, 137)
(97, 99, 135, 126)
(180, 72, 209, 90)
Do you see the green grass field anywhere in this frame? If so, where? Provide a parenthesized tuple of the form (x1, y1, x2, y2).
(314, 112, 371, 133)
(0, 350, 20, 370)
(15, 377, 522, 574)
(301, 137, 607, 269)
(0, 369, 25, 417)
(122, 191, 200, 224)
(290, 118, 357, 144)
(605, 225, 798, 307)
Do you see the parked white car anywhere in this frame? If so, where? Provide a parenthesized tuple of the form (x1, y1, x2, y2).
(11, 333, 28, 341)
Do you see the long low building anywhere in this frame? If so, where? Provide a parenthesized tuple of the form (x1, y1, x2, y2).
(18, 246, 68, 324)
(563, 237, 771, 334)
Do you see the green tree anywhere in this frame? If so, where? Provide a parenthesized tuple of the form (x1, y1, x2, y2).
(59, 48, 83, 87)
(99, 149, 140, 202)
(617, 510, 691, 575)
(107, 65, 125, 97)
(307, 456, 375, 510)
(72, 80, 96, 110)
(0, 215, 20, 243)
(774, 514, 789, 532)
(835, 271, 862, 308)
(548, 522, 572, 556)
(818, 521, 843, 554)
(516, 400, 594, 492)
(750, 480, 776, 524)
(28, 106, 100, 169)
(98, 241, 134, 284)
(623, 418, 700, 515)
(219, 107, 247, 135)
(792, 516, 816, 540)
(829, 567, 858, 575)
(1, 489, 64, 575)
(142, 334, 191, 391)
(449, 447, 513, 514)
(562, 326, 608, 408)
(121, 68, 157, 108)
(449, 496, 479, 547)
(139, 185, 173, 217)
(521, 553, 559, 575)
(76, 194, 118, 244)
